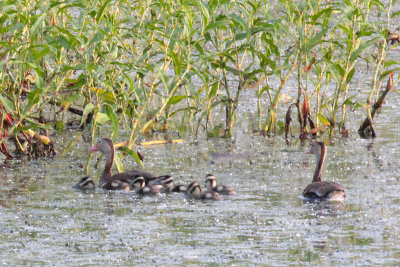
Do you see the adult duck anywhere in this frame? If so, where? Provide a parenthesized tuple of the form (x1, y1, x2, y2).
(89, 138, 155, 189)
(302, 141, 345, 201)
(205, 174, 235, 195)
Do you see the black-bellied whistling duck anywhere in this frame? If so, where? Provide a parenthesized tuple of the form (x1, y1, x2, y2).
(89, 138, 158, 189)
(186, 182, 221, 200)
(132, 176, 161, 196)
(205, 174, 235, 195)
(302, 141, 345, 201)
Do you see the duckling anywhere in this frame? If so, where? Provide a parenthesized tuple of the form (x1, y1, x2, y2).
(100, 179, 130, 191)
(72, 176, 96, 190)
(186, 181, 221, 200)
(147, 175, 174, 192)
(170, 184, 188, 193)
(132, 176, 161, 196)
(205, 174, 235, 195)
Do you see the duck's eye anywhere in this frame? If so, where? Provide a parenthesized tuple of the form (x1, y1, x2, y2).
(98, 139, 102, 144)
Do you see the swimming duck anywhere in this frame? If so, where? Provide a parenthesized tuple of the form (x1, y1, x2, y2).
(72, 176, 96, 190)
(205, 174, 235, 195)
(186, 181, 221, 200)
(156, 175, 175, 193)
(147, 175, 174, 190)
(89, 138, 158, 187)
(132, 176, 162, 196)
(99, 180, 130, 191)
(302, 141, 345, 201)
(170, 184, 188, 193)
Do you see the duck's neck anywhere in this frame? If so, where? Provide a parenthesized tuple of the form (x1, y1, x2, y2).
(312, 145, 326, 182)
(100, 149, 114, 183)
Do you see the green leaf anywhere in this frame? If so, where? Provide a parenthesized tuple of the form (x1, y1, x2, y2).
(96, 0, 111, 23)
(94, 112, 109, 126)
(317, 113, 330, 126)
(302, 27, 329, 53)
(119, 146, 143, 167)
(204, 20, 230, 33)
(383, 60, 399, 68)
(350, 37, 378, 63)
(89, 30, 105, 46)
(58, 35, 71, 49)
(229, 14, 248, 31)
(0, 94, 14, 113)
(346, 67, 355, 84)
(33, 69, 45, 89)
(105, 105, 119, 138)
(81, 103, 94, 125)
(380, 69, 400, 81)
(114, 154, 124, 172)
(22, 88, 43, 115)
(168, 95, 187, 105)
(30, 14, 46, 37)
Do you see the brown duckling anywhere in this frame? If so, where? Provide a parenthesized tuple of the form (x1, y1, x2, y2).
(132, 176, 162, 196)
(99, 180, 130, 191)
(170, 184, 188, 193)
(302, 142, 345, 201)
(89, 138, 158, 186)
(72, 176, 96, 190)
(147, 175, 174, 190)
(186, 181, 221, 201)
(72, 176, 129, 191)
(205, 174, 235, 195)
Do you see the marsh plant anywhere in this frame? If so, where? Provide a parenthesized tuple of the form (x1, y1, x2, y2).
(0, 0, 399, 159)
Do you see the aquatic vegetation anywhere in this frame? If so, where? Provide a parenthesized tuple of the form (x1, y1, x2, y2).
(0, 0, 399, 159)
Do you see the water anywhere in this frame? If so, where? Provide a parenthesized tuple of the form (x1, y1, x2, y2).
(1, 83, 400, 265)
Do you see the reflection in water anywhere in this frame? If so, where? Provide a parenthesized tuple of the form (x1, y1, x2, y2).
(365, 141, 385, 170)
(302, 200, 346, 216)
(0, 164, 32, 208)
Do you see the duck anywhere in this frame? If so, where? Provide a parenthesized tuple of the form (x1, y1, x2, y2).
(186, 181, 221, 200)
(72, 176, 96, 190)
(132, 176, 162, 196)
(205, 174, 235, 195)
(100, 179, 130, 191)
(89, 138, 158, 188)
(147, 175, 173, 189)
(170, 184, 188, 193)
(302, 141, 345, 201)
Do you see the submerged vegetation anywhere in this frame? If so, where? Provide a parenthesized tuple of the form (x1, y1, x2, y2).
(0, 0, 399, 159)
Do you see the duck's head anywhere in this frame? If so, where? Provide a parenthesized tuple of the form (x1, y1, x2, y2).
(72, 176, 95, 190)
(205, 173, 216, 189)
(132, 176, 145, 190)
(306, 141, 326, 160)
(89, 138, 114, 156)
(187, 181, 202, 198)
(158, 175, 174, 189)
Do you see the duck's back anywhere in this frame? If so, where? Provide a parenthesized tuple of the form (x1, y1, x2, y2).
(302, 181, 345, 201)
(110, 169, 155, 182)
